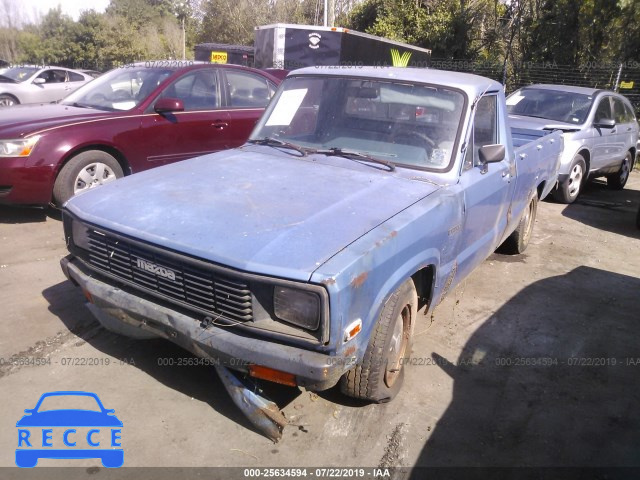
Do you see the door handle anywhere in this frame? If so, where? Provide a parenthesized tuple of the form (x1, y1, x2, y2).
(610, 128, 617, 133)
(211, 121, 229, 129)
(627, 127, 633, 132)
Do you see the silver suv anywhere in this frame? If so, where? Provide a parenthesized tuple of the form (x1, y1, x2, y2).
(507, 84, 638, 203)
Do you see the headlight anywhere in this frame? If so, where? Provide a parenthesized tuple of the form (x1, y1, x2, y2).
(274, 286, 321, 330)
(0, 136, 40, 157)
(71, 220, 92, 251)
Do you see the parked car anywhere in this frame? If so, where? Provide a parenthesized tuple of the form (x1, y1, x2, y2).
(508, 84, 638, 203)
(60, 68, 562, 410)
(0, 62, 281, 206)
(0, 65, 94, 107)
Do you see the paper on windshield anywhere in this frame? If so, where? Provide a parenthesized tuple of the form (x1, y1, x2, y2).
(265, 89, 307, 126)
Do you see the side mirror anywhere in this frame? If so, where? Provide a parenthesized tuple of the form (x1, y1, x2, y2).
(154, 97, 184, 114)
(594, 118, 615, 128)
(33, 78, 46, 85)
(478, 144, 506, 164)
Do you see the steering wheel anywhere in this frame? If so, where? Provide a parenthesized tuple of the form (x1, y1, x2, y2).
(111, 90, 134, 102)
(87, 93, 107, 103)
(392, 130, 436, 156)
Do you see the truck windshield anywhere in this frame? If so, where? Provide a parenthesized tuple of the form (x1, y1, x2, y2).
(507, 87, 594, 124)
(250, 76, 466, 170)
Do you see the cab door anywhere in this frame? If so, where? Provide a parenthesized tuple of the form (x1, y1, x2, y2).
(138, 67, 231, 170)
(457, 94, 515, 281)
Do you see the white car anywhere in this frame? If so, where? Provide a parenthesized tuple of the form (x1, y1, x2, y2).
(0, 65, 94, 107)
(508, 84, 639, 203)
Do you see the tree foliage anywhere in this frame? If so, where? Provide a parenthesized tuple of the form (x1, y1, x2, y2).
(0, 0, 638, 72)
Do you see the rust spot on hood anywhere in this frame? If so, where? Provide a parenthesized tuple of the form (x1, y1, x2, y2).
(351, 272, 369, 288)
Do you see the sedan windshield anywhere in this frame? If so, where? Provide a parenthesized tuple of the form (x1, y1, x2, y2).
(250, 76, 466, 170)
(62, 66, 174, 111)
(0, 66, 39, 82)
(507, 88, 594, 124)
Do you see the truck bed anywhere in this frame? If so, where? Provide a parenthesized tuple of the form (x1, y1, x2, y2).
(511, 127, 563, 201)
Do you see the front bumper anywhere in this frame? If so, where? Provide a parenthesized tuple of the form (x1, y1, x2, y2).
(0, 157, 56, 205)
(61, 256, 345, 391)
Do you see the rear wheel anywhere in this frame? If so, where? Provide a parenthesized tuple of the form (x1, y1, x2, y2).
(501, 195, 538, 254)
(0, 94, 19, 107)
(553, 154, 586, 204)
(606, 151, 632, 190)
(340, 278, 418, 403)
(53, 150, 123, 206)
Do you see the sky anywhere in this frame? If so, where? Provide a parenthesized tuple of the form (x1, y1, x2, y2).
(19, 0, 111, 22)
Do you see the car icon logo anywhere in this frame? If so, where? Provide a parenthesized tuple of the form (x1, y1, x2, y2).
(15, 391, 123, 468)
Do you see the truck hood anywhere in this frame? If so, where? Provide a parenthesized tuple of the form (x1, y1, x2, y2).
(0, 103, 119, 137)
(508, 114, 582, 132)
(66, 148, 441, 282)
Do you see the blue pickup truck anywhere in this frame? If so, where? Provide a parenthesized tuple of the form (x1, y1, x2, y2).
(60, 68, 562, 405)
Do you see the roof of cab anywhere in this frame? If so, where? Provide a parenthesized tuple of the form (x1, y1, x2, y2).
(288, 66, 504, 98)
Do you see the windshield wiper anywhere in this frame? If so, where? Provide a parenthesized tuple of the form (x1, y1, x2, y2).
(312, 147, 395, 172)
(246, 137, 308, 156)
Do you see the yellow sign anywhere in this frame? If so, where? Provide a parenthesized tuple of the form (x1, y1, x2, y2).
(210, 51, 228, 64)
(620, 81, 634, 89)
(390, 49, 412, 67)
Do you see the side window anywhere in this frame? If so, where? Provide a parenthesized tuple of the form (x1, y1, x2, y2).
(624, 102, 636, 123)
(226, 71, 272, 108)
(36, 69, 67, 83)
(594, 97, 612, 122)
(613, 98, 627, 124)
(68, 71, 85, 82)
(160, 70, 220, 111)
(464, 95, 498, 171)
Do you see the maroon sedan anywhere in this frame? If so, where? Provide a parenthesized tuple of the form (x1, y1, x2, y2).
(0, 62, 281, 206)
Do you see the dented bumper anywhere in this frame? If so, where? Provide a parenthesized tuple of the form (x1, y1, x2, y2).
(61, 256, 344, 391)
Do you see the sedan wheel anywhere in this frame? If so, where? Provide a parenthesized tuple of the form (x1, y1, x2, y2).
(52, 150, 124, 206)
(73, 162, 119, 194)
(0, 94, 18, 107)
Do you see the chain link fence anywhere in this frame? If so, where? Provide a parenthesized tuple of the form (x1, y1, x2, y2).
(430, 58, 640, 115)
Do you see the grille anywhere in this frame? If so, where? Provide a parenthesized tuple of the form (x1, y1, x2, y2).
(86, 230, 253, 323)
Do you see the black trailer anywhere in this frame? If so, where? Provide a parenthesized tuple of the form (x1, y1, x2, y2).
(254, 24, 431, 70)
(194, 43, 254, 67)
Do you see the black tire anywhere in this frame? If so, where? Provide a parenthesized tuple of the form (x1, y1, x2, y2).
(340, 278, 418, 403)
(606, 151, 632, 190)
(553, 154, 586, 203)
(501, 195, 538, 254)
(636, 205, 640, 230)
(53, 150, 124, 206)
(0, 93, 19, 107)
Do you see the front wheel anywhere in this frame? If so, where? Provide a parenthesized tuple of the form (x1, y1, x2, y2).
(553, 154, 586, 204)
(53, 150, 124, 206)
(606, 151, 632, 190)
(0, 94, 19, 107)
(340, 278, 418, 403)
